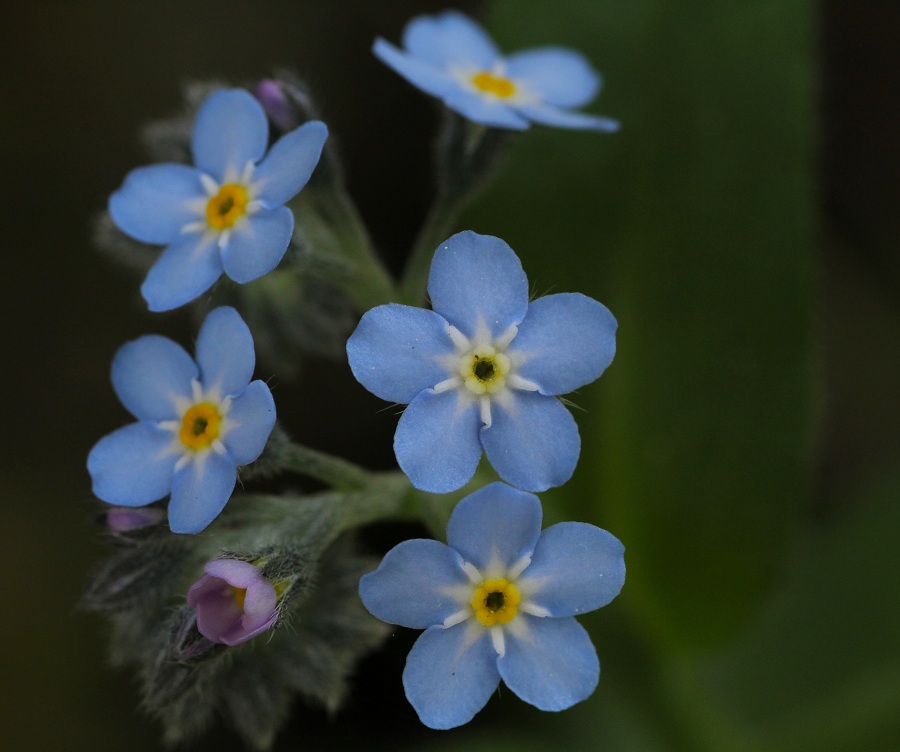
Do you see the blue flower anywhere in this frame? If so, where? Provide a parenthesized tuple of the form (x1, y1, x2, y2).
(109, 89, 328, 312)
(87, 307, 276, 534)
(346, 231, 617, 493)
(373, 10, 619, 132)
(359, 482, 625, 729)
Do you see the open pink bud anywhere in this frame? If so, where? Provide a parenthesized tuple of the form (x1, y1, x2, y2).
(186, 559, 278, 646)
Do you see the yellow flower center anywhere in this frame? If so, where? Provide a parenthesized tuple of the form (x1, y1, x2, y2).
(459, 347, 510, 395)
(205, 183, 249, 230)
(178, 402, 222, 450)
(471, 578, 521, 626)
(232, 586, 247, 610)
(470, 71, 517, 99)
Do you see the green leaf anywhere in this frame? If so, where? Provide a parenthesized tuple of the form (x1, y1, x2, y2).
(665, 473, 900, 751)
(467, 0, 817, 648)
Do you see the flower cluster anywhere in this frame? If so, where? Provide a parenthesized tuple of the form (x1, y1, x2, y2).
(84, 8, 625, 747)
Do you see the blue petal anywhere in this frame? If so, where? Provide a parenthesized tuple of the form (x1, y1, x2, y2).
(442, 89, 530, 130)
(191, 89, 268, 180)
(481, 392, 579, 492)
(88, 423, 177, 505)
(513, 293, 617, 396)
(519, 523, 625, 617)
(372, 38, 458, 100)
(403, 624, 499, 730)
(359, 539, 470, 629)
(498, 615, 598, 711)
(223, 381, 276, 466)
(505, 47, 601, 108)
(516, 103, 620, 132)
(394, 390, 482, 493)
(403, 11, 501, 70)
(428, 232, 529, 339)
(346, 304, 454, 404)
(141, 234, 224, 312)
(111, 335, 196, 421)
(253, 121, 328, 207)
(220, 206, 293, 284)
(446, 483, 542, 572)
(168, 451, 237, 534)
(108, 164, 203, 244)
(196, 306, 255, 397)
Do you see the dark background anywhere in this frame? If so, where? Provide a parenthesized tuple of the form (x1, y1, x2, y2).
(1, 1, 898, 750)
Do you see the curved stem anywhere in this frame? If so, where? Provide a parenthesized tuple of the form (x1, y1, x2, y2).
(278, 441, 373, 490)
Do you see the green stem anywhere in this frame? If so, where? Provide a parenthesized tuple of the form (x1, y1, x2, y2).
(399, 190, 465, 305)
(278, 441, 373, 490)
(294, 185, 398, 311)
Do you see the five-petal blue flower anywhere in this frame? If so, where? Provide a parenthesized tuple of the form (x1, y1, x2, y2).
(87, 306, 276, 534)
(109, 88, 328, 312)
(373, 10, 619, 132)
(359, 482, 625, 729)
(346, 231, 617, 493)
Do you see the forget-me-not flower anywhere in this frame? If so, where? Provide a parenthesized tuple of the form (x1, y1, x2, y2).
(88, 306, 276, 534)
(109, 88, 328, 311)
(359, 482, 626, 729)
(187, 558, 279, 646)
(373, 10, 619, 132)
(346, 231, 617, 493)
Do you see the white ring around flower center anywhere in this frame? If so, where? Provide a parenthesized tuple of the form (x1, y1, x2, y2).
(440, 555, 551, 657)
(180, 160, 264, 248)
(157, 379, 234, 471)
(432, 320, 540, 428)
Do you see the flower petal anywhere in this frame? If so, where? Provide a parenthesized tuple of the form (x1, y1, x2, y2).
(394, 389, 482, 493)
(141, 234, 224, 312)
(220, 206, 293, 284)
(403, 11, 501, 70)
(242, 578, 278, 630)
(442, 88, 530, 130)
(359, 539, 470, 629)
(223, 380, 276, 466)
(168, 451, 237, 534)
(191, 89, 268, 180)
(195, 306, 255, 397)
(498, 615, 599, 711)
(253, 120, 328, 207)
(88, 422, 177, 505)
(111, 335, 196, 421)
(204, 558, 264, 589)
(428, 231, 529, 339)
(513, 293, 617, 395)
(187, 575, 242, 642)
(505, 47, 601, 109)
(516, 102, 620, 132)
(403, 623, 499, 730)
(108, 164, 203, 244)
(519, 522, 626, 617)
(446, 483, 542, 573)
(372, 38, 457, 100)
(481, 392, 579, 492)
(346, 304, 454, 404)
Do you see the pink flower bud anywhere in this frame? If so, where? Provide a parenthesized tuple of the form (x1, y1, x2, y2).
(186, 559, 278, 646)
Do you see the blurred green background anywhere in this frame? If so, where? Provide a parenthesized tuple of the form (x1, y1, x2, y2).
(2, 1, 898, 750)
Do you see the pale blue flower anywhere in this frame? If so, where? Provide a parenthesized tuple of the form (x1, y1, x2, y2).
(360, 482, 626, 729)
(346, 231, 617, 493)
(373, 10, 619, 131)
(109, 89, 327, 311)
(87, 307, 276, 534)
